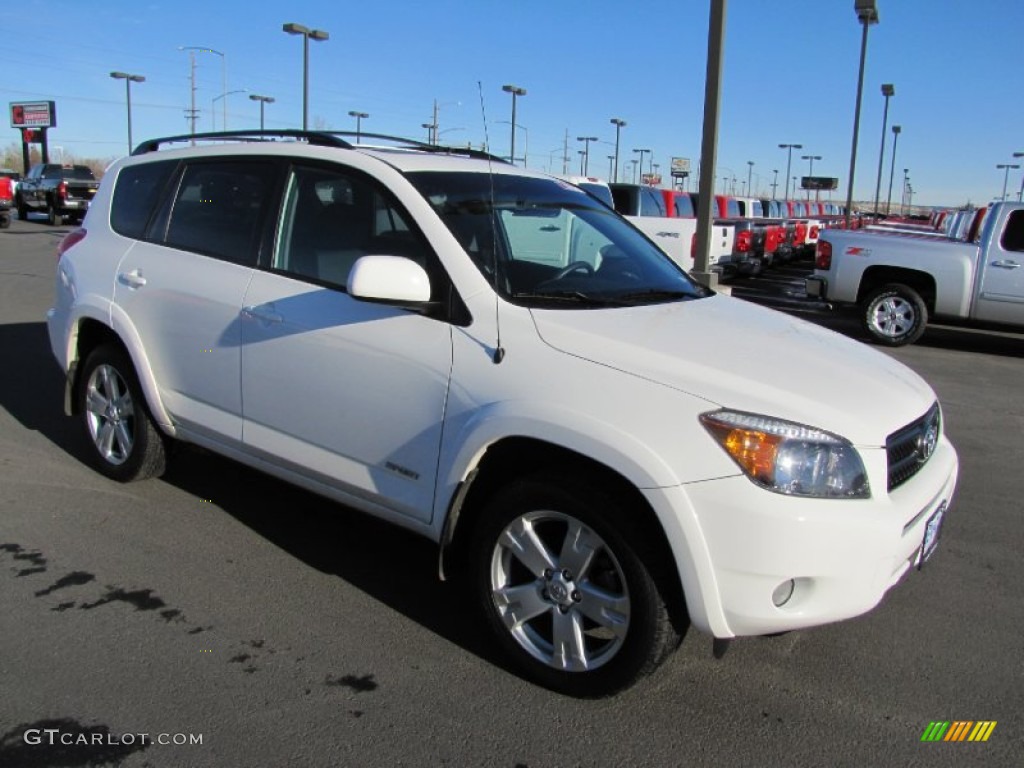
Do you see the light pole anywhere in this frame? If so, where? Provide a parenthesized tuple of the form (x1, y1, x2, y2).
(779, 143, 802, 200)
(746, 160, 754, 197)
(610, 118, 626, 182)
(283, 22, 329, 131)
(630, 159, 639, 183)
(872, 83, 895, 215)
(771, 169, 779, 199)
(1014, 152, 1024, 201)
(997, 163, 1020, 201)
(249, 94, 275, 130)
(885, 125, 901, 215)
(633, 148, 651, 183)
(348, 110, 369, 142)
(421, 123, 434, 144)
(607, 155, 615, 179)
(179, 46, 226, 129)
(212, 89, 246, 131)
(110, 71, 144, 154)
(845, 0, 879, 227)
(502, 85, 526, 166)
(901, 168, 909, 215)
(801, 154, 822, 201)
(577, 136, 598, 175)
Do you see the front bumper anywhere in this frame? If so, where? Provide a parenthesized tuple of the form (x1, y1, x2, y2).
(647, 436, 958, 638)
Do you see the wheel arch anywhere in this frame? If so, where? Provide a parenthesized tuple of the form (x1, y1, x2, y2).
(857, 266, 936, 312)
(439, 436, 690, 636)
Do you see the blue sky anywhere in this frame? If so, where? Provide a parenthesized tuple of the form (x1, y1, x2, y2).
(2, 0, 1022, 207)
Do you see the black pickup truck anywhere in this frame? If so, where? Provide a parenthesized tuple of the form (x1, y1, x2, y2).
(15, 163, 99, 225)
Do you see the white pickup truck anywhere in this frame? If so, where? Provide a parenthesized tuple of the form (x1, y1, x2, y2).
(807, 201, 1024, 345)
(609, 183, 736, 274)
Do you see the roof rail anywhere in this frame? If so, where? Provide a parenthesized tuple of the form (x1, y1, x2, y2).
(131, 129, 353, 155)
(130, 129, 510, 165)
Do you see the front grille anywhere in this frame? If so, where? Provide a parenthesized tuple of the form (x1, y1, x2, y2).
(886, 403, 941, 492)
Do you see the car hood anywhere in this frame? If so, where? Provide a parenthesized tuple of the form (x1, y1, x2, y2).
(530, 294, 935, 446)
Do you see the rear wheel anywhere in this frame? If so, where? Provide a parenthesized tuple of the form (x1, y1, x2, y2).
(471, 474, 680, 697)
(77, 344, 166, 481)
(47, 202, 63, 226)
(861, 283, 928, 346)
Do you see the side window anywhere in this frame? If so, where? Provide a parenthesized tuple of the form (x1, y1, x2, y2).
(999, 210, 1024, 253)
(161, 161, 276, 266)
(674, 195, 694, 218)
(274, 165, 430, 290)
(640, 188, 666, 216)
(111, 161, 177, 239)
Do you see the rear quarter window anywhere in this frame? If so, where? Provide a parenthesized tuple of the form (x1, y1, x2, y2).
(111, 161, 177, 239)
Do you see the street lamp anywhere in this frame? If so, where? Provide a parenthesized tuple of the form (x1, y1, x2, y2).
(179, 46, 226, 131)
(1014, 152, 1024, 201)
(282, 22, 330, 131)
(212, 89, 247, 131)
(607, 155, 615, 179)
(110, 71, 145, 154)
(610, 117, 626, 182)
(997, 163, 1020, 201)
(348, 110, 369, 142)
(633, 148, 651, 183)
(577, 136, 598, 175)
(873, 83, 895, 215)
(502, 85, 526, 166)
(779, 143, 802, 200)
(771, 169, 779, 199)
(746, 160, 754, 197)
(630, 158, 639, 183)
(885, 125, 901, 215)
(901, 168, 909, 215)
(421, 123, 434, 144)
(801, 154, 822, 201)
(845, 0, 880, 227)
(249, 94, 275, 130)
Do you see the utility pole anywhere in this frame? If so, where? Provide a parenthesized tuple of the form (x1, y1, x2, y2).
(184, 50, 199, 142)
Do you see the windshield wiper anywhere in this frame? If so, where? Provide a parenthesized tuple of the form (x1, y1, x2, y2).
(616, 289, 699, 305)
(512, 290, 629, 307)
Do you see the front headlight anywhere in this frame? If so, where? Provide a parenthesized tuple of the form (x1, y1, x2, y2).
(700, 410, 870, 499)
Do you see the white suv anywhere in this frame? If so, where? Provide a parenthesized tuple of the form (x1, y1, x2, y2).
(47, 130, 958, 696)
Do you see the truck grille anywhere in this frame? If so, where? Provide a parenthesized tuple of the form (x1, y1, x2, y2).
(886, 403, 941, 492)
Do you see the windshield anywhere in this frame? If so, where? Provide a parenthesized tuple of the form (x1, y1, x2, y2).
(407, 172, 709, 308)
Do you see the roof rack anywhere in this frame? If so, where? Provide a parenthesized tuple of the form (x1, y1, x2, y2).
(131, 129, 509, 165)
(131, 129, 353, 155)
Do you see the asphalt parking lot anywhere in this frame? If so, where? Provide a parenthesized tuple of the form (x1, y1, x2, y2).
(1, 217, 1021, 767)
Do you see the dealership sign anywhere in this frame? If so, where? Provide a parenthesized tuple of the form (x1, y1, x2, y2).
(10, 101, 57, 129)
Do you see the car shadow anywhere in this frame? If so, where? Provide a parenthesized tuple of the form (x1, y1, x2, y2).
(0, 322, 507, 671)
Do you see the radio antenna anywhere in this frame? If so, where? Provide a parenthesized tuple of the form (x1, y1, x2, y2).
(477, 80, 505, 364)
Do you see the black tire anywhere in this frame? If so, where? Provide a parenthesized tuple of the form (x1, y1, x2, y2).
(16, 195, 27, 220)
(861, 283, 928, 346)
(77, 344, 167, 482)
(0, 213, 10, 229)
(470, 474, 681, 697)
(47, 202, 63, 226)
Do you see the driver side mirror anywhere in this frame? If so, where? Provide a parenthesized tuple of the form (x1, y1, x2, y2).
(347, 255, 432, 305)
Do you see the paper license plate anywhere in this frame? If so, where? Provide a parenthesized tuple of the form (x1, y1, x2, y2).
(917, 501, 947, 569)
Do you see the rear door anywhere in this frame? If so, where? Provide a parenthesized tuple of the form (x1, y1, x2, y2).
(974, 209, 1024, 324)
(113, 158, 278, 445)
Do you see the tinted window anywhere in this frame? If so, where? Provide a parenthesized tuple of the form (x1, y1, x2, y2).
(162, 161, 276, 266)
(1000, 210, 1024, 252)
(610, 185, 637, 215)
(111, 161, 177, 239)
(725, 198, 740, 218)
(274, 164, 433, 291)
(640, 187, 667, 216)
(673, 193, 695, 218)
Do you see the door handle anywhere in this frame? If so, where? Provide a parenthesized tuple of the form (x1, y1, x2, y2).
(117, 270, 147, 288)
(241, 305, 283, 325)
(991, 260, 1021, 269)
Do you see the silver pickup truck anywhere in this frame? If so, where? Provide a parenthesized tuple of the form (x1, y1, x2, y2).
(807, 201, 1024, 345)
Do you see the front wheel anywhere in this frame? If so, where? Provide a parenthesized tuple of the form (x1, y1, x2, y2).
(861, 283, 928, 346)
(471, 475, 680, 697)
(16, 195, 28, 220)
(77, 344, 166, 481)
